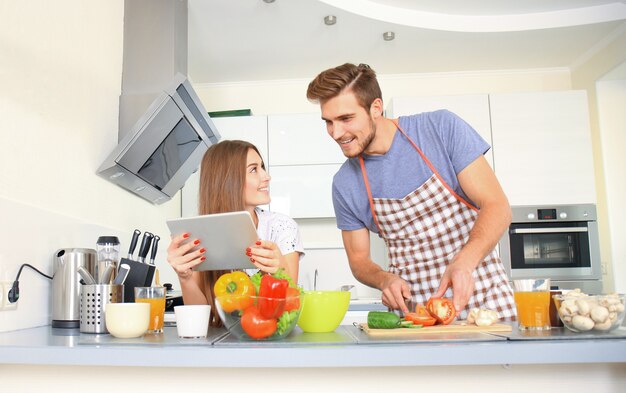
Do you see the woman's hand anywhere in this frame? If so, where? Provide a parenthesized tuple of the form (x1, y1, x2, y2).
(166, 233, 206, 281)
(246, 239, 283, 274)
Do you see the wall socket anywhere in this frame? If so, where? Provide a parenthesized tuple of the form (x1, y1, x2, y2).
(0, 281, 18, 311)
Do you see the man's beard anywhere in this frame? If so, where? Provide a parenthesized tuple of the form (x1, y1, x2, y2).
(344, 119, 376, 158)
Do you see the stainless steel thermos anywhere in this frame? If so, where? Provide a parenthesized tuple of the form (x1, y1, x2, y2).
(51, 248, 96, 328)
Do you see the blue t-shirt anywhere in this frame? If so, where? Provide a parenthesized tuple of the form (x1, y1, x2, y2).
(332, 110, 490, 233)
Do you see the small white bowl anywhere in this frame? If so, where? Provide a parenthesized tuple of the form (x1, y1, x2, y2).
(105, 303, 150, 338)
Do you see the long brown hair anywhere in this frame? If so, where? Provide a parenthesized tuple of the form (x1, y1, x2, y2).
(197, 140, 263, 326)
(306, 63, 382, 110)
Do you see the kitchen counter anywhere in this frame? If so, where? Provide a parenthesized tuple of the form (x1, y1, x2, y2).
(1, 324, 625, 368)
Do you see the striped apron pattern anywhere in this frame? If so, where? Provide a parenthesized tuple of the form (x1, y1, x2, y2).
(359, 121, 516, 321)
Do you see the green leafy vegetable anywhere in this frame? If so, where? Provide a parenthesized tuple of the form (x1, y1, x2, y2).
(274, 310, 299, 337)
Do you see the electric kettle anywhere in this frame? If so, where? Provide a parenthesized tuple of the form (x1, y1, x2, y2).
(51, 248, 96, 328)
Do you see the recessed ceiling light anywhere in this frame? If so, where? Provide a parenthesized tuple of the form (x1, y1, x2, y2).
(383, 31, 395, 41)
(263, 0, 275, 3)
(324, 15, 337, 25)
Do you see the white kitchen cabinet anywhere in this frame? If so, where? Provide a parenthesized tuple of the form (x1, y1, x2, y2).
(387, 94, 494, 167)
(268, 164, 341, 218)
(490, 91, 596, 205)
(268, 113, 345, 165)
(267, 113, 346, 218)
(181, 115, 268, 217)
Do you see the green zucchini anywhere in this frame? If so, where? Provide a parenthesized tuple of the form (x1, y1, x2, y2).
(367, 311, 402, 329)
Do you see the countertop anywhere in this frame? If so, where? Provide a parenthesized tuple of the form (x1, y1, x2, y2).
(1, 323, 625, 368)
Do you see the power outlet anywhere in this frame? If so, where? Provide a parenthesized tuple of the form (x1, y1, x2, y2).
(0, 281, 18, 311)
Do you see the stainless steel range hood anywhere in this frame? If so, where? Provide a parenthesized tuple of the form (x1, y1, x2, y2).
(97, 0, 219, 205)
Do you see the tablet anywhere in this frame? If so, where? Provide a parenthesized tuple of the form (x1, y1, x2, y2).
(166, 211, 258, 271)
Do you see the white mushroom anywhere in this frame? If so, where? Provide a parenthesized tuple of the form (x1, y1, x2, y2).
(571, 315, 594, 331)
(576, 299, 591, 316)
(590, 306, 609, 323)
(560, 299, 578, 316)
(467, 308, 499, 326)
(593, 318, 613, 331)
(564, 289, 585, 298)
(475, 309, 500, 326)
(467, 308, 480, 324)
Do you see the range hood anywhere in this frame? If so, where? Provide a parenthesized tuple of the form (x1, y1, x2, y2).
(97, 0, 219, 204)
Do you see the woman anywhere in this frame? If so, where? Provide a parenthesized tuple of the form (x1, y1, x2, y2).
(167, 140, 304, 326)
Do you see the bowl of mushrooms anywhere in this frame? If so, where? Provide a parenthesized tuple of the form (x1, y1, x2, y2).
(554, 290, 625, 333)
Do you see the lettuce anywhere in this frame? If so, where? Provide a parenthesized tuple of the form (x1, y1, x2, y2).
(274, 310, 299, 337)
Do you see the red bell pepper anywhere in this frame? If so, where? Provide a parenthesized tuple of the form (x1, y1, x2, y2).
(258, 274, 289, 319)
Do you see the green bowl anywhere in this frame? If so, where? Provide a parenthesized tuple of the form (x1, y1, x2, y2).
(297, 290, 351, 333)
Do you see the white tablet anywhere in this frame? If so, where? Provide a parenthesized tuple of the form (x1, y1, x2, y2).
(166, 211, 258, 271)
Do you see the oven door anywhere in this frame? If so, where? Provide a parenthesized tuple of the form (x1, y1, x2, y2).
(503, 221, 601, 281)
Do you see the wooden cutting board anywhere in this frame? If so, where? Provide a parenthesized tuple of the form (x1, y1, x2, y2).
(360, 321, 512, 336)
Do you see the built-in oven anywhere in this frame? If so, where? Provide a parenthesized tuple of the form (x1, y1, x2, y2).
(499, 204, 603, 293)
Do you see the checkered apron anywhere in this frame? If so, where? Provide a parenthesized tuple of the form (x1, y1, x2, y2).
(359, 121, 516, 321)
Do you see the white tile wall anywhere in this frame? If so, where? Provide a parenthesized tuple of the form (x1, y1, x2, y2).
(0, 197, 144, 332)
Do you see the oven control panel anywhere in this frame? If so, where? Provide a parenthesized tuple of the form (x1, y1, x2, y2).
(511, 204, 596, 223)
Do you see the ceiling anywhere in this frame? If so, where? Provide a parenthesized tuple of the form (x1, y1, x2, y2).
(188, 0, 626, 84)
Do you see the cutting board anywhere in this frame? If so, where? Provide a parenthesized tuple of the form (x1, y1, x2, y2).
(360, 321, 512, 337)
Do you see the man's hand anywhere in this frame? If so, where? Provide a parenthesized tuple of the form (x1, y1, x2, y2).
(341, 228, 412, 314)
(432, 260, 476, 312)
(381, 274, 412, 315)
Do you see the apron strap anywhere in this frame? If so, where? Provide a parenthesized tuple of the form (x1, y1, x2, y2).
(391, 120, 478, 213)
(359, 118, 480, 234)
(359, 155, 383, 234)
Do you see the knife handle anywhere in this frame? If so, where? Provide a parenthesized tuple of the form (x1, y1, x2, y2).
(138, 232, 154, 263)
(136, 232, 149, 262)
(128, 229, 141, 258)
(149, 235, 160, 265)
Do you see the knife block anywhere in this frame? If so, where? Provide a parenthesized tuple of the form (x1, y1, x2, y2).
(119, 258, 156, 303)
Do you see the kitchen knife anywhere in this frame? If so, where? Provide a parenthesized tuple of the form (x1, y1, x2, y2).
(137, 232, 154, 263)
(403, 298, 419, 316)
(128, 229, 141, 259)
(149, 235, 160, 265)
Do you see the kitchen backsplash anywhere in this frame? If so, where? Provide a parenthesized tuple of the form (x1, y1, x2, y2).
(0, 196, 133, 332)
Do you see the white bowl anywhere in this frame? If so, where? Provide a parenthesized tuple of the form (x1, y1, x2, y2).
(105, 303, 150, 338)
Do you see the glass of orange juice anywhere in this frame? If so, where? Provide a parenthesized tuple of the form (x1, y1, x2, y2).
(513, 279, 551, 331)
(134, 286, 166, 333)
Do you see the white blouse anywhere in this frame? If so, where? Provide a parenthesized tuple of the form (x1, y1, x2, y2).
(243, 208, 305, 277)
(254, 207, 305, 258)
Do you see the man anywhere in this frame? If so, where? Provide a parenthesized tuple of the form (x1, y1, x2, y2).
(306, 63, 516, 320)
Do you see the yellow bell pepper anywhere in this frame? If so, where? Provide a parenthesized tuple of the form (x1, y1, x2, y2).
(214, 271, 255, 312)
